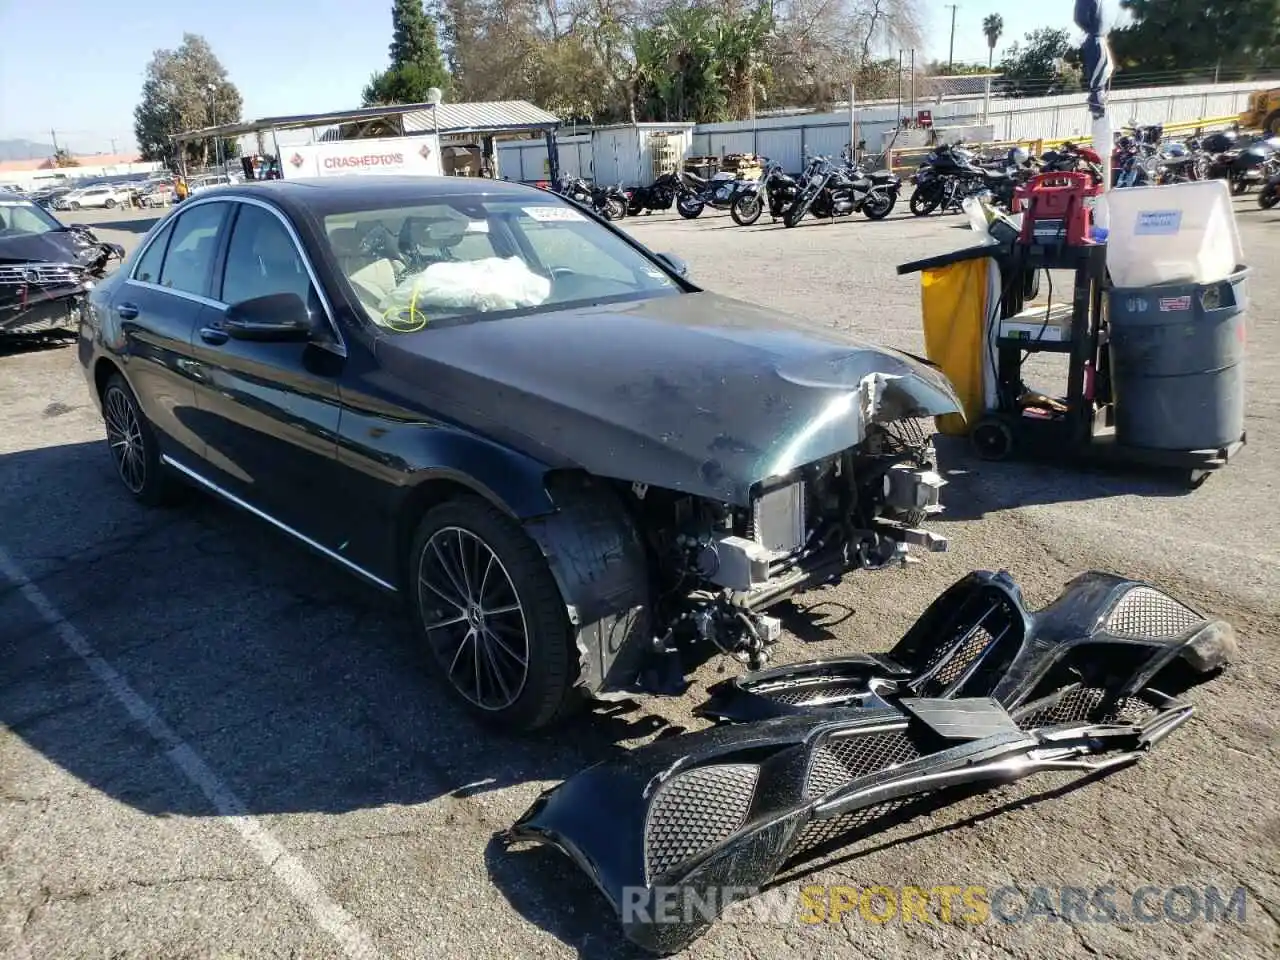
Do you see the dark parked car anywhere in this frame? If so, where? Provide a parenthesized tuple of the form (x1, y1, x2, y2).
(79, 176, 960, 730)
(2, 196, 124, 338)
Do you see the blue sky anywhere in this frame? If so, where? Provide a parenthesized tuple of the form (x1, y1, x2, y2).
(0, 1, 1102, 155)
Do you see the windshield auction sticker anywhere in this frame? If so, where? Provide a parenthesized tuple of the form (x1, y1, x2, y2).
(523, 205, 587, 222)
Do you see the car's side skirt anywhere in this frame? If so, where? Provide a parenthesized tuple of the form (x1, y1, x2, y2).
(159, 454, 398, 593)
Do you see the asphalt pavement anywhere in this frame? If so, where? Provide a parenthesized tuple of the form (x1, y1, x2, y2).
(1, 198, 1277, 960)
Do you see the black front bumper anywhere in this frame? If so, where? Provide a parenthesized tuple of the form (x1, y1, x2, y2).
(0, 285, 86, 336)
(506, 569, 1236, 955)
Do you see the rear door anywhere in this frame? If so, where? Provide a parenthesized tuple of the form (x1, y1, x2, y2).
(111, 200, 232, 468)
(186, 198, 348, 546)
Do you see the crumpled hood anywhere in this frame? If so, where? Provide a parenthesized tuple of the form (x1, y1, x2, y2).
(0, 229, 116, 268)
(376, 291, 961, 505)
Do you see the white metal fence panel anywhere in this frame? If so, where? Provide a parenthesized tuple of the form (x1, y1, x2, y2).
(524, 79, 1268, 183)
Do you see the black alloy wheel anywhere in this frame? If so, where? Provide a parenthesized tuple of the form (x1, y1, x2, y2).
(101, 373, 177, 505)
(410, 497, 576, 732)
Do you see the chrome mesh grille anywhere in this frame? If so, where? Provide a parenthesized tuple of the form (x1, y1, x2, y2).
(928, 626, 995, 687)
(1016, 686, 1158, 729)
(804, 731, 920, 799)
(791, 798, 917, 855)
(0, 262, 82, 286)
(756, 682, 867, 706)
(644, 763, 759, 880)
(1106, 587, 1203, 639)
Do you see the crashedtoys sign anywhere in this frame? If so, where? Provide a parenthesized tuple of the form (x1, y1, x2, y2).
(282, 135, 443, 178)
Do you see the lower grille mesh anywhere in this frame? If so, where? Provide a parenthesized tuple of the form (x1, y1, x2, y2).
(1015, 686, 1157, 729)
(757, 682, 867, 706)
(1106, 587, 1203, 639)
(644, 763, 759, 880)
(805, 731, 920, 799)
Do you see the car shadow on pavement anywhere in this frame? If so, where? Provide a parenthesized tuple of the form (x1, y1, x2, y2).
(0, 332, 78, 357)
(0, 440, 687, 829)
(932, 435, 1193, 521)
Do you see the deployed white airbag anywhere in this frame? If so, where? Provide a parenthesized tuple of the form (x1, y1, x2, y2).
(379, 257, 551, 316)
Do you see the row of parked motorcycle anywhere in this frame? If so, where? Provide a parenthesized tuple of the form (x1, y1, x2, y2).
(550, 151, 904, 229)
(548, 121, 1280, 229)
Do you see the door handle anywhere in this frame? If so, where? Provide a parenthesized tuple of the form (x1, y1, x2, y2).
(199, 327, 229, 345)
(116, 302, 139, 320)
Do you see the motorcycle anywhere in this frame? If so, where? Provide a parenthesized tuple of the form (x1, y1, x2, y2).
(728, 159, 802, 226)
(673, 167, 758, 219)
(1259, 173, 1280, 210)
(1039, 140, 1105, 183)
(552, 175, 628, 220)
(783, 154, 901, 228)
(1222, 135, 1280, 195)
(625, 173, 680, 215)
(909, 143, 1024, 215)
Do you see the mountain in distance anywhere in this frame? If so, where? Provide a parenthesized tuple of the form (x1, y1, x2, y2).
(0, 139, 58, 161)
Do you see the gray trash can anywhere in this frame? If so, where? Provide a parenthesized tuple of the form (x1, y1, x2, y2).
(1107, 267, 1248, 451)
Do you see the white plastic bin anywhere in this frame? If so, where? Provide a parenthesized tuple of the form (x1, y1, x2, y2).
(1102, 181, 1243, 288)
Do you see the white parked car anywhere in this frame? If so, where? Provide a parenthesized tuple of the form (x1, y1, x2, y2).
(54, 185, 125, 210)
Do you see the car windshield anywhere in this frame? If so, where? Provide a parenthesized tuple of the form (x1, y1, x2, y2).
(321, 194, 681, 331)
(0, 199, 64, 237)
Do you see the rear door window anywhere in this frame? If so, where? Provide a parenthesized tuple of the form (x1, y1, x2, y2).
(157, 203, 228, 298)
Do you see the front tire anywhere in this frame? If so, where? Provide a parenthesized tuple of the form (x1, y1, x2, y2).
(70, 201, 81, 210)
(1259, 183, 1280, 209)
(409, 496, 577, 732)
(909, 187, 939, 216)
(104, 198, 116, 209)
(730, 193, 763, 226)
(101, 373, 178, 506)
(601, 197, 626, 220)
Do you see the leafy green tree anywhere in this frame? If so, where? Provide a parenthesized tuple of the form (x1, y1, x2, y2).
(997, 28, 1081, 97)
(633, 2, 774, 122)
(363, 0, 451, 106)
(133, 34, 243, 166)
(1109, 0, 1280, 74)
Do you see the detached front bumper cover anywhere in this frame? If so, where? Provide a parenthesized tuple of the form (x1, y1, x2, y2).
(506, 570, 1235, 955)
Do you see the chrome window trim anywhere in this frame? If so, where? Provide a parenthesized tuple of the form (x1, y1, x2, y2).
(160, 454, 397, 592)
(127, 194, 348, 357)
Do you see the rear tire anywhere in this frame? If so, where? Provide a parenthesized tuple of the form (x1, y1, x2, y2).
(408, 496, 578, 733)
(863, 192, 895, 220)
(602, 197, 626, 221)
(100, 373, 180, 506)
(676, 194, 704, 219)
(104, 198, 116, 209)
(1259, 184, 1280, 209)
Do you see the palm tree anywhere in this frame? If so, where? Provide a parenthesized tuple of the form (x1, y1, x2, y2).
(983, 13, 1004, 70)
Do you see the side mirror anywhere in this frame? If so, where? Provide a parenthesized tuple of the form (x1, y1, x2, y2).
(223, 292, 314, 342)
(655, 252, 689, 278)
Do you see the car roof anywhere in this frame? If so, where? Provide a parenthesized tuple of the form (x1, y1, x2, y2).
(187, 175, 551, 219)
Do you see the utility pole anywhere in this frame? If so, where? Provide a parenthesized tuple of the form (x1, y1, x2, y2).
(50, 128, 59, 152)
(946, 5, 959, 72)
(110, 138, 118, 154)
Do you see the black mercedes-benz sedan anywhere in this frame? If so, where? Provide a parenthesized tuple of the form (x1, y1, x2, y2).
(79, 175, 961, 730)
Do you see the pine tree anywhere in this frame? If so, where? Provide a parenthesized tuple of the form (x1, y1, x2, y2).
(362, 1, 451, 106)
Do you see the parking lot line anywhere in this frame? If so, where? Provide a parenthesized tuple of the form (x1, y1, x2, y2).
(0, 545, 384, 960)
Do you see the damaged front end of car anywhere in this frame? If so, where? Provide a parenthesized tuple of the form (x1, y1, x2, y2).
(523, 367, 958, 698)
(505, 569, 1236, 955)
(0, 219, 124, 338)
